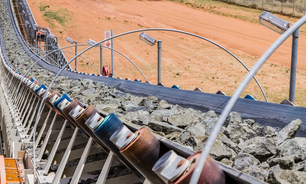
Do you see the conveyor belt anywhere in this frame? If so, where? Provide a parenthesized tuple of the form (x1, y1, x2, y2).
(0, 0, 305, 183)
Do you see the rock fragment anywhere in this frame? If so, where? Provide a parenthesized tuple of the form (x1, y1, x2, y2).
(277, 119, 302, 145)
(233, 153, 260, 171)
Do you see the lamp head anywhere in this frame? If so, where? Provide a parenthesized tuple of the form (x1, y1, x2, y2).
(87, 39, 99, 47)
(66, 37, 75, 44)
(259, 11, 290, 34)
(139, 32, 156, 46)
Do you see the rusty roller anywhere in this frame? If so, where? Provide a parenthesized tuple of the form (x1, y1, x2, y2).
(111, 125, 167, 184)
(45, 91, 62, 115)
(75, 105, 101, 133)
(153, 151, 225, 184)
(61, 99, 86, 125)
(73, 104, 110, 147)
(87, 113, 145, 180)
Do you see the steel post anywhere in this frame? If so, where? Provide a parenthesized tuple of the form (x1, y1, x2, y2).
(75, 41, 78, 72)
(100, 44, 103, 75)
(111, 30, 114, 77)
(157, 40, 162, 84)
(289, 28, 299, 102)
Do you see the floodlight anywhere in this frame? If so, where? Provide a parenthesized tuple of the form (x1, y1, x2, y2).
(139, 32, 156, 46)
(259, 11, 290, 34)
(87, 39, 99, 47)
(66, 37, 75, 44)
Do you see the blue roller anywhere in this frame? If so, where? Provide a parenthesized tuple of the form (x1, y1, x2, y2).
(94, 113, 124, 149)
(30, 78, 34, 82)
(93, 114, 126, 161)
(53, 94, 72, 113)
(244, 94, 256, 100)
(134, 79, 141, 82)
(93, 113, 145, 179)
(171, 85, 180, 89)
(34, 84, 47, 94)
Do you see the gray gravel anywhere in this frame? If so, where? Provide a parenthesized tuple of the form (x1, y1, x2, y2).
(1, 0, 306, 183)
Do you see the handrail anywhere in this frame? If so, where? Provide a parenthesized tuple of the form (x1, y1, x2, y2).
(189, 14, 306, 184)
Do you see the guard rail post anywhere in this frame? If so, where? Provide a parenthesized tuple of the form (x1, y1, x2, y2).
(289, 28, 299, 102)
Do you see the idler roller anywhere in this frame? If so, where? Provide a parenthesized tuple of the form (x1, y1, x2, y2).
(152, 150, 190, 183)
(166, 151, 225, 184)
(53, 94, 72, 113)
(114, 126, 167, 184)
(45, 91, 62, 115)
(27, 78, 35, 86)
(35, 84, 47, 96)
(89, 113, 144, 180)
(22, 77, 31, 85)
(74, 105, 101, 138)
(29, 81, 40, 91)
(69, 105, 85, 120)
(92, 113, 124, 148)
(110, 125, 136, 150)
(73, 105, 118, 158)
(43, 89, 53, 100)
(62, 99, 86, 125)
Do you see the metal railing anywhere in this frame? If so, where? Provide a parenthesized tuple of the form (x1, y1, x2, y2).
(12, 0, 70, 69)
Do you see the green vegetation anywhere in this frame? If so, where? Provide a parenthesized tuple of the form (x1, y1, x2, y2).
(167, 0, 259, 23)
(39, 3, 49, 11)
(38, 3, 71, 28)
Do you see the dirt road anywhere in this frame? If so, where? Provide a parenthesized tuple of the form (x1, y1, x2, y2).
(27, 0, 306, 104)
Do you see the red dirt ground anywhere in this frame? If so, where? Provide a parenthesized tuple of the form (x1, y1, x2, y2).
(27, 0, 306, 105)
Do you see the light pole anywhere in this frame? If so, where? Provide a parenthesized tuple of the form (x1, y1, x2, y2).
(259, 11, 297, 102)
(139, 32, 162, 84)
(87, 39, 103, 75)
(66, 37, 78, 72)
(111, 30, 114, 77)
